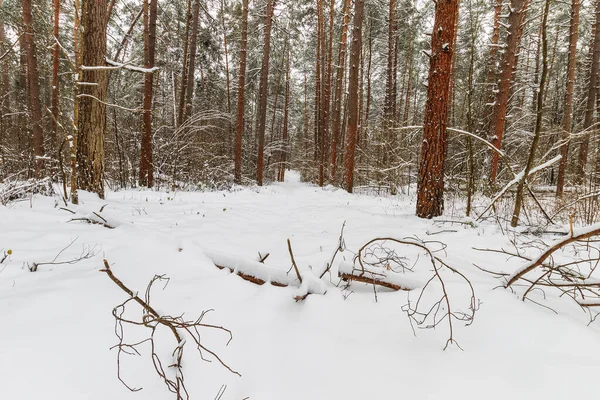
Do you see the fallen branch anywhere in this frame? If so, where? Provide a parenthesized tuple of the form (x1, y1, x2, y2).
(101, 259, 239, 399)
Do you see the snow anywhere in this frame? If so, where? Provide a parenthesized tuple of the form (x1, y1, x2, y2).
(1, 171, 600, 399)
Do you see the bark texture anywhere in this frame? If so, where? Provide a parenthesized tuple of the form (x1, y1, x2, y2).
(76, 0, 108, 198)
(342, 0, 365, 192)
(415, 0, 460, 218)
(234, 0, 249, 184)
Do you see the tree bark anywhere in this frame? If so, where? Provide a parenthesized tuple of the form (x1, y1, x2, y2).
(234, 0, 249, 184)
(255, 0, 275, 186)
(578, 0, 600, 181)
(177, 0, 192, 127)
(76, 0, 108, 198)
(22, 0, 45, 177)
(488, 0, 530, 184)
(556, 0, 580, 197)
(51, 0, 60, 151)
(329, 0, 351, 181)
(342, 0, 365, 192)
(415, 0, 459, 218)
(183, 0, 201, 121)
(139, 0, 158, 188)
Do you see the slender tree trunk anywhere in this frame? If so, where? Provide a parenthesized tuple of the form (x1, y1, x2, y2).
(177, 0, 192, 127)
(255, 0, 275, 186)
(70, 0, 82, 203)
(221, 0, 232, 114)
(279, 46, 291, 182)
(511, 0, 550, 227)
(488, 0, 530, 184)
(556, 0, 580, 197)
(578, 0, 600, 180)
(51, 0, 60, 151)
(0, 0, 11, 139)
(184, 0, 201, 121)
(22, 0, 44, 177)
(342, 0, 364, 192)
(234, 0, 249, 184)
(76, 0, 108, 198)
(139, 0, 158, 188)
(329, 0, 351, 181)
(415, 0, 459, 218)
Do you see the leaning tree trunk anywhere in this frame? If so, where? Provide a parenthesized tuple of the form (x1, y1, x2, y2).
(488, 0, 530, 184)
(578, 0, 600, 181)
(342, 0, 365, 193)
(556, 0, 580, 197)
(177, 0, 192, 127)
(255, 0, 275, 186)
(415, 0, 459, 218)
(511, 0, 550, 227)
(139, 0, 158, 188)
(234, 0, 249, 184)
(21, 0, 44, 177)
(76, 0, 108, 198)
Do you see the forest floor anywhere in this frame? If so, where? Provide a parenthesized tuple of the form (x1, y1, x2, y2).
(1, 171, 600, 400)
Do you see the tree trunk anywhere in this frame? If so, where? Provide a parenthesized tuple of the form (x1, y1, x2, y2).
(342, 0, 365, 192)
(184, 0, 201, 121)
(255, 0, 275, 186)
(221, 0, 232, 114)
(278, 46, 291, 182)
(76, 0, 108, 198)
(139, 0, 158, 188)
(234, 0, 249, 184)
(511, 0, 550, 227)
(329, 0, 351, 181)
(22, 0, 44, 177)
(415, 0, 459, 218)
(177, 0, 191, 127)
(556, 0, 580, 197)
(488, 0, 530, 184)
(578, 0, 600, 181)
(51, 0, 60, 151)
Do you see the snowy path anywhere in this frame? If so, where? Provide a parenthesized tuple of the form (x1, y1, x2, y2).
(1, 177, 599, 399)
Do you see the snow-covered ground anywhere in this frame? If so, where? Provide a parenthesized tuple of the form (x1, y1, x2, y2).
(1, 171, 600, 399)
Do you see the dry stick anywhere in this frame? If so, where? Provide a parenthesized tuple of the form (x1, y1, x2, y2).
(101, 259, 241, 379)
(505, 226, 600, 287)
(319, 221, 346, 279)
(286, 238, 302, 283)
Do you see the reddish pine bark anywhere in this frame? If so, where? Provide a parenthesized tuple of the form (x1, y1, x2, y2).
(234, 0, 249, 184)
(415, 0, 460, 218)
(183, 0, 201, 121)
(488, 0, 530, 184)
(342, 0, 365, 192)
(139, 0, 158, 188)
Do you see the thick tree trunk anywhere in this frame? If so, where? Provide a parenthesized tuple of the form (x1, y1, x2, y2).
(578, 0, 600, 180)
(22, 0, 44, 177)
(488, 0, 530, 184)
(342, 0, 365, 192)
(556, 0, 580, 197)
(139, 0, 158, 188)
(255, 0, 275, 186)
(234, 0, 249, 184)
(415, 0, 459, 218)
(76, 0, 108, 198)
